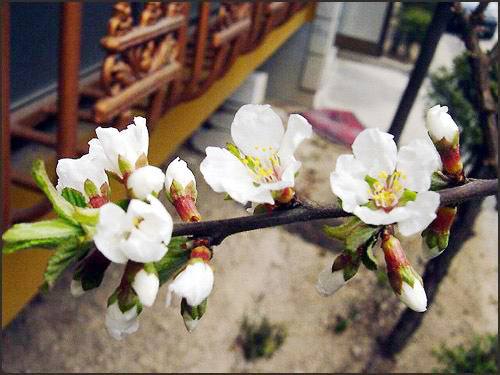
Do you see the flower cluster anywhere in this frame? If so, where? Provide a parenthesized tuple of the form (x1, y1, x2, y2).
(318, 105, 464, 312)
(1, 102, 468, 340)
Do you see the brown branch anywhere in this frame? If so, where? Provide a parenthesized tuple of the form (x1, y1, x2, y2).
(172, 179, 498, 245)
(454, 1, 498, 170)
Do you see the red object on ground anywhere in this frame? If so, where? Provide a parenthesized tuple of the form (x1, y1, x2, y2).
(299, 109, 366, 147)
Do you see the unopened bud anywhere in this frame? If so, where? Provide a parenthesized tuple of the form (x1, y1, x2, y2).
(105, 282, 142, 340)
(425, 105, 464, 182)
(165, 158, 201, 222)
(131, 264, 160, 307)
(274, 187, 295, 204)
(422, 206, 457, 260)
(382, 227, 427, 312)
(127, 165, 165, 200)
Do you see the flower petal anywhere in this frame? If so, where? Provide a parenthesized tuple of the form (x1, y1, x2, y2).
(315, 266, 346, 296)
(121, 229, 168, 263)
(397, 138, 441, 192)
(277, 114, 312, 169)
(354, 205, 410, 226)
(126, 165, 165, 200)
(165, 157, 196, 191)
(399, 279, 427, 312)
(231, 104, 284, 158)
(94, 203, 129, 264)
(168, 261, 214, 307)
(330, 154, 370, 213)
(200, 147, 274, 204)
(397, 191, 440, 237)
(132, 269, 159, 307)
(352, 128, 397, 177)
(425, 105, 459, 143)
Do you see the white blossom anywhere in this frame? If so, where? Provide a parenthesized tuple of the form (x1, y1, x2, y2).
(166, 261, 214, 307)
(131, 269, 160, 307)
(56, 153, 108, 202)
(315, 265, 347, 297)
(330, 128, 442, 237)
(105, 301, 140, 340)
(94, 195, 173, 264)
(399, 279, 427, 312)
(165, 157, 196, 195)
(200, 104, 312, 205)
(126, 165, 165, 200)
(88, 117, 149, 179)
(425, 105, 459, 144)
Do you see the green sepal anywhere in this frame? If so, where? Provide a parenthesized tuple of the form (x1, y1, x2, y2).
(73, 251, 111, 291)
(117, 199, 130, 211)
(343, 262, 359, 282)
(31, 159, 78, 225)
(345, 224, 380, 254)
(135, 153, 148, 169)
(61, 187, 87, 208)
(364, 175, 377, 189)
(100, 182, 110, 199)
(224, 193, 233, 201)
(41, 238, 92, 291)
(72, 206, 99, 225)
(398, 189, 417, 206)
(253, 204, 270, 215)
(181, 297, 207, 320)
(118, 289, 142, 315)
(83, 179, 98, 200)
(118, 155, 133, 177)
(185, 181, 197, 200)
(361, 240, 378, 271)
(2, 218, 83, 254)
(155, 236, 190, 285)
(323, 216, 362, 241)
(430, 171, 450, 191)
(437, 232, 449, 250)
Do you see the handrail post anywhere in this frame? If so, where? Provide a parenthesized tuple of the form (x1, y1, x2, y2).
(1, 2, 10, 232)
(58, 2, 82, 158)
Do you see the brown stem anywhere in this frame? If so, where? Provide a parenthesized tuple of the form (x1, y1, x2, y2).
(172, 179, 498, 245)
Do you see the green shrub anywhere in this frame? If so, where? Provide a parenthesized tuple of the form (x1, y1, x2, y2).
(398, 7, 433, 45)
(432, 334, 498, 374)
(428, 52, 498, 169)
(237, 317, 287, 361)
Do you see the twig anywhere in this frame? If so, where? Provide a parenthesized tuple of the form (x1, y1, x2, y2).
(172, 179, 498, 245)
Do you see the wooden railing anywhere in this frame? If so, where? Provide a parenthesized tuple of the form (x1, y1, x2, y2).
(2, 1, 309, 228)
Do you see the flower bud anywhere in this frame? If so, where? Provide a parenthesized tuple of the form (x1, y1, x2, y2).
(166, 246, 214, 311)
(382, 227, 427, 312)
(126, 165, 165, 200)
(131, 264, 160, 307)
(425, 105, 459, 145)
(425, 105, 464, 182)
(165, 158, 201, 222)
(105, 299, 140, 341)
(422, 206, 457, 260)
(315, 265, 346, 297)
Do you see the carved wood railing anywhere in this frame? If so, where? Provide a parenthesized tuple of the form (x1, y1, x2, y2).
(3, 1, 308, 227)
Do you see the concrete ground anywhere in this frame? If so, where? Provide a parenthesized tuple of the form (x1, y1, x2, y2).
(2, 31, 497, 373)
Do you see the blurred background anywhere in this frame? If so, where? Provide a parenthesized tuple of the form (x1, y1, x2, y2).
(1, 2, 498, 373)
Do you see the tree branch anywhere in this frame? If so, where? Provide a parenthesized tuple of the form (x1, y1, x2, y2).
(172, 179, 498, 245)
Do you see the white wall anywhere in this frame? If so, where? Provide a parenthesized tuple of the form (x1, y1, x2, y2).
(337, 2, 388, 43)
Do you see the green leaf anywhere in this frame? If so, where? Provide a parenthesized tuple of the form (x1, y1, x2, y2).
(155, 236, 190, 285)
(62, 187, 87, 208)
(31, 159, 78, 224)
(2, 218, 83, 254)
(135, 153, 148, 169)
(323, 216, 363, 241)
(42, 238, 92, 290)
(361, 239, 378, 271)
(72, 206, 99, 225)
(343, 262, 359, 281)
(116, 199, 130, 211)
(430, 171, 450, 191)
(345, 224, 381, 253)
